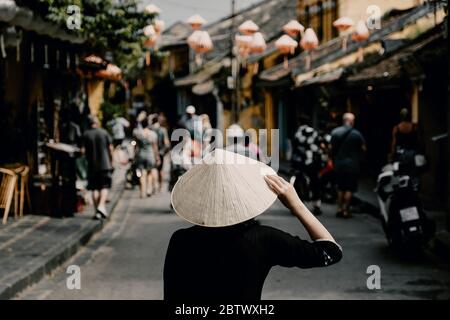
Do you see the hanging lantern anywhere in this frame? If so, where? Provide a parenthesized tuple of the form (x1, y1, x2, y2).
(188, 30, 213, 66)
(352, 20, 369, 62)
(154, 19, 165, 34)
(144, 4, 161, 15)
(333, 17, 354, 51)
(187, 14, 207, 30)
(300, 28, 319, 70)
(283, 20, 305, 38)
(238, 20, 259, 35)
(143, 25, 157, 47)
(300, 28, 319, 51)
(250, 32, 266, 54)
(143, 25, 156, 37)
(275, 35, 298, 69)
(144, 36, 157, 48)
(235, 34, 252, 57)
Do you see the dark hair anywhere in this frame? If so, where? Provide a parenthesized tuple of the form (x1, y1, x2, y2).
(140, 117, 149, 128)
(151, 114, 159, 125)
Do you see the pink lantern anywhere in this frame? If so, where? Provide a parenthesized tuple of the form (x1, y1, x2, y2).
(300, 28, 319, 51)
(238, 20, 259, 35)
(300, 28, 319, 70)
(143, 25, 157, 48)
(144, 4, 161, 15)
(333, 17, 354, 51)
(235, 34, 253, 57)
(187, 30, 213, 54)
(187, 14, 207, 30)
(283, 20, 305, 38)
(154, 19, 165, 34)
(275, 35, 298, 69)
(352, 20, 369, 42)
(333, 17, 354, 32)
(143, 25, 156, 37)
(144, 36, 157, 48)
(352, 20, 369, 62)
(250, 32, 266, 54)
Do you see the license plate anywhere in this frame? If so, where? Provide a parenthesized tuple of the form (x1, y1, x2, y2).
(399, 207, 420, 222)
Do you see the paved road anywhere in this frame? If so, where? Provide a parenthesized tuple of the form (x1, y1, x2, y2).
(16, 186, 450, 300)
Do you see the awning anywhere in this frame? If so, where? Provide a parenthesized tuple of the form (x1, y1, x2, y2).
(174, 58, 224, 87)
(346, 29, 443, 85)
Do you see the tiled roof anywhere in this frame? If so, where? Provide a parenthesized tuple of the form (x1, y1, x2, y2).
(346, 27, 445, 84)
(259, 4, 439, 83)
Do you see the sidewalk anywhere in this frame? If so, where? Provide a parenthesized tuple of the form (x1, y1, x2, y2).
(0, 168, 126, 300)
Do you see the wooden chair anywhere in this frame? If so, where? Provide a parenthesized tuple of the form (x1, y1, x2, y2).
(17, 166, 31, 218)
(0, 168, 18, 225)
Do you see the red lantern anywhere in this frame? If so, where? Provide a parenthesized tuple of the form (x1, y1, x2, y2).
(238, 20, 259, 35)
(275, 35, 298, 69)
(352, 20, 369, 62)
(333, 17, 354, 51)
(187, 14, 207, 30)
(283, 20, 305, 38)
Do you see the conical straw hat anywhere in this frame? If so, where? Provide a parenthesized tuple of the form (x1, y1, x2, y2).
(171, 149, 277, 227)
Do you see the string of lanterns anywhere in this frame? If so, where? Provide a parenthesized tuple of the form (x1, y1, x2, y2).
(142, 4, 165, 66)
(143, 2, 373, 72)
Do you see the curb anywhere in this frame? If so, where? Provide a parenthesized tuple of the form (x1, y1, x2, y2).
(0, 177, 125, 300)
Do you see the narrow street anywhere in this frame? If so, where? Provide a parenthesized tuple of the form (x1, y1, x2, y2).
(15, 186, 450, 300)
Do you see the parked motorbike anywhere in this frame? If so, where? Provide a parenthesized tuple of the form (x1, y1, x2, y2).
(376, 149, 435, 251)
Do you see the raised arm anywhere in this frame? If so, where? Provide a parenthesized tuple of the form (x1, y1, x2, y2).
(264, 175, 335, 242)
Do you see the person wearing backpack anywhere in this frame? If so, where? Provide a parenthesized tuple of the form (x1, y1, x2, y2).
(330, 113, 366, 218)
(150, 114, 170, 192)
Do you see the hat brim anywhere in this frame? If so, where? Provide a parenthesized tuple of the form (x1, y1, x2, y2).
(171, 149, 278, 227)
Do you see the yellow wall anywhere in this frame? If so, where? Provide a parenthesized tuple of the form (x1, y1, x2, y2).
(87, 79, 104, 117)
(339, 0, 422, 21)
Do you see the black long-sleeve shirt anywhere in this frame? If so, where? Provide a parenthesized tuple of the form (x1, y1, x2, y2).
(164, 220, 342, 301)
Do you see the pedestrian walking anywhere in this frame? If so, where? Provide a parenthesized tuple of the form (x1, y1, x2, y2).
(178, 105, 201, 139)
(291, 116, 327, 216)
(81, 115, 114, 220)
(150, 114, 170, 192)
(390, 108, 420, 161)
(330, 113, 366, 218)
(164, 149, 342, 301)
(133, 116, 160, 198)
(107, 113, 130, 147)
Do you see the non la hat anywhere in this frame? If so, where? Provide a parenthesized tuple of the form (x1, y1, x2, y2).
(171, 149, 277, 227)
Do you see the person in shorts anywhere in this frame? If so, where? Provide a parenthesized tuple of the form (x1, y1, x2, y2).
(82, 115, 114, 220)
(133, 117, 160, 198)
(331, 113, 366, 218)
